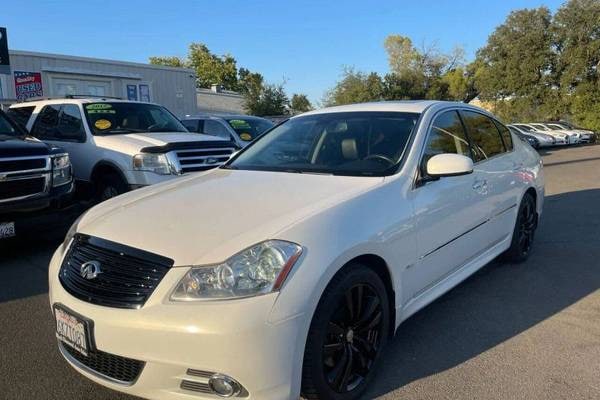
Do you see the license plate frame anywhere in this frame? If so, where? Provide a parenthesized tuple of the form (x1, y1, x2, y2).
(53, 303, 95, 357)
(0, 222, 15, 239)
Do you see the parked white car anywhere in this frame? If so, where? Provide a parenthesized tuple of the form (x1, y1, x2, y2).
(544, 122, 595, 143)
(507, 124, 555, 147)
(49, 101, 544, 400)
(9, 98, 236, 200)
(512, 123, 569, 145)
(530, 123, 580, 144)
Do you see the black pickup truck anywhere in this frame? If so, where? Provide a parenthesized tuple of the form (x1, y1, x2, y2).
(0, 109, 74, 240)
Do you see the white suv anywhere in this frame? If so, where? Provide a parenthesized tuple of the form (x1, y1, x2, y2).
(9, 98, 236, 200)
(49, 101, 544, 400)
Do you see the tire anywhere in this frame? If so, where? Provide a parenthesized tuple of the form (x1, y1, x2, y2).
(502, 192, 537, 263)
(96, 173, 128, 202)
(301, 265, 390, 400)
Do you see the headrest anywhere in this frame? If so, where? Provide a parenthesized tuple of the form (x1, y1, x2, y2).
(341, 138, 358, 160)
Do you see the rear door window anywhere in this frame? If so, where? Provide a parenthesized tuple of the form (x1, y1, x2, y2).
(461, 111, 506, 161)
(31, 105, 61, 140)
(6, 106, 35, 129)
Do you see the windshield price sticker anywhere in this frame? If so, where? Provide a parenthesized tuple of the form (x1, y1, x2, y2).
(94, 119, 112, 130)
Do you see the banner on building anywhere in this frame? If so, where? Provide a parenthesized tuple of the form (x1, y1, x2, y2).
(14, 71, 43, 101)
(0, 28, 9, 75)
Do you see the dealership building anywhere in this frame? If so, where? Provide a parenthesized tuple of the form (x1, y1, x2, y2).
(0, 50, 199, 116)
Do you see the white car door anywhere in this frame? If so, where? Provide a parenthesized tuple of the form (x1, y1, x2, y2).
(29, 104, 91, 181)
(406, 110, 491, 303)
(461, 111, 521, 244)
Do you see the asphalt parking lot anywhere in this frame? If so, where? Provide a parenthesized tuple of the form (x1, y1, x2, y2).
(1, 144, 599, 400)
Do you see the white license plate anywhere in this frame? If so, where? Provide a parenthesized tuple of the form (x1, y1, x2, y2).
(55, 306, 90, 356)
(0, 222, 15, 239)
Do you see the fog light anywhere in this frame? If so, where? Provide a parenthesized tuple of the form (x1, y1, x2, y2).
(208, 374, 241, 397)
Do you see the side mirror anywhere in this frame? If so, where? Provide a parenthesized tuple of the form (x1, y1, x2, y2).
(426, 153, 473, 178)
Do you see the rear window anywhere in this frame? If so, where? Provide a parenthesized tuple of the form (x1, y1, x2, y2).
(6, 106, 35, 129)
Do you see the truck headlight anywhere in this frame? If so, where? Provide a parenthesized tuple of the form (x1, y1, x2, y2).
(51, 154, 72, 187)
(133, 153, 173, 175)
(171, 240, 303, 301)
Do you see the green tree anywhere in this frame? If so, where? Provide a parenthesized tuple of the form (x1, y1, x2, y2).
(244, 83, 289, 116)
(553, 0, 600, 129)
(148, 56, 187, 68)
(324, 68, 384, 106)
(290, 94, 312, 113)
(474, 7, 554, 121)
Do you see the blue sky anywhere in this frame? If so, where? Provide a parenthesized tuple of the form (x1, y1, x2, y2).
(4, 0, 564, 103)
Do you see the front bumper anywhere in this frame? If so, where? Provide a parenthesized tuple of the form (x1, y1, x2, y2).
(0, 182, 75, 239)
(48, 247, 306, 400)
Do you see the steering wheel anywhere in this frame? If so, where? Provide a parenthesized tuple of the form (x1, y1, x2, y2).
(147, 122, 167, 132)
(364, 154, 395, 166)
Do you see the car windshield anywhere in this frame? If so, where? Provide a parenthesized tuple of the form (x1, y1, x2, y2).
(515, 125, 533, 133)
(546, 124, 563, 131)
(227, 112, 419, 176)
(83, 102, 188, 135)
(531, 124, 549, 131)
(225, 118, 274, 142)
(0, 112, 23, 139)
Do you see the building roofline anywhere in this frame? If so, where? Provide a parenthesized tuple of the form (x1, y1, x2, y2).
(9, 50, 196, 74)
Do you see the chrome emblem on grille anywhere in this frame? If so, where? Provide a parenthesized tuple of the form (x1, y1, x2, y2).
(206, 157, 218, 164)
(80, 261, 102, 280)
(0, 174, 7, 182)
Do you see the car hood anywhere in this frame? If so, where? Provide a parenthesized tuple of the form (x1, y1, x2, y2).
(0, 135, 51, 157)
(94, 131, 225, 155)
(77, 169, 384, 265)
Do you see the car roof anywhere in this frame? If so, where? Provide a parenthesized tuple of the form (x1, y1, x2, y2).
(295, 100, 485, 117)
(10, 97, 159, 108)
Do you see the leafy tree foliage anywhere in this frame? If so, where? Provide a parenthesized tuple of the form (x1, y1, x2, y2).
(148, 56, 186, 68)
(324, 68, 384, 106)
(290, 94, 313, 113)
(244, 83, 289, 116)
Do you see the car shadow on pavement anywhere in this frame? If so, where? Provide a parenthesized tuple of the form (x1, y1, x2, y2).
(364, 188, 600, 399)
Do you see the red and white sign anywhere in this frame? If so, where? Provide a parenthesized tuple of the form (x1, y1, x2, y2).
(14, 71, 43, 101)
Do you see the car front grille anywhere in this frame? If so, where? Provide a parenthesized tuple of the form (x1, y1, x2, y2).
(0, 157, 47, 173)
(59, 234, 174, 309)
(172, 144, 236, 173)
(61, 342, 144, 384)
(0, 156, 50, 203)
(0, 176, 46, 200)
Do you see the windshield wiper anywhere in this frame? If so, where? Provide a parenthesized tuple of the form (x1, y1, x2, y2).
(101, 128, 145, 134)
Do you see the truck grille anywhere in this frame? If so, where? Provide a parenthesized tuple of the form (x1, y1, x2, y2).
(0, 158, 47, 173)
(59, 234, 174, 309)
(173, 145, 236, 173)
(0, 177, 46, 200)
(0, 156, 50, 203)
(60, 342, 144, 384)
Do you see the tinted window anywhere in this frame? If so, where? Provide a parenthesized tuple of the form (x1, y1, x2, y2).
(461, 111, 505, 161)
(182, 119, 199, 132)
(6, 106, 35, 129)
(0, 111, 21, 138)
(494, 120, 513, 151)
(31, 105, 61, 140)
(423, 111, 471, 164)
(229, 112, 419, 176)
(57, 104, 85, 141)
(226, 118, 274, 142)
(203, 120, 231, 140)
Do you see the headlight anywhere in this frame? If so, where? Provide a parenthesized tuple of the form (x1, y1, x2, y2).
(51, 154, 72, 187)
(171, 240, 303, 301)
(62, 211, 88, 251)
(133, 153, 173, 175)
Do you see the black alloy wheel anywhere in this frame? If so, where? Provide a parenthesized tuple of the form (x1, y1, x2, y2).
(302, 265, 390, 400)
(502, 192, 537, 263)
(517, 194, 536, 257)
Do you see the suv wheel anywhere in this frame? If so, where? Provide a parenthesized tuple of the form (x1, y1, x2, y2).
(301, 265, 390, 400)
(96, 173, 128, 202)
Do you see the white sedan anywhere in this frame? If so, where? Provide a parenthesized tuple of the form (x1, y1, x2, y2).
(49, 101, 544, 400)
